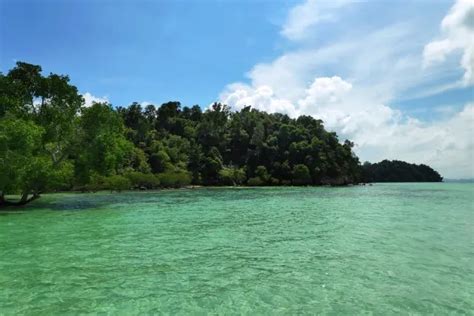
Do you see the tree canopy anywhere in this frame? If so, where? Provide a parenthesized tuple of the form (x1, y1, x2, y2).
(0, 62, 442, 207)
(362, 160, 443, 182)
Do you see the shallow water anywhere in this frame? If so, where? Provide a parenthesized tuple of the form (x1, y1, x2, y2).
(1, 184, 473, 314)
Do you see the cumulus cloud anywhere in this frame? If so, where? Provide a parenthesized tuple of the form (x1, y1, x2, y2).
(219, 83, 297, 116)
(218, 0, 474, 178)
(299, 76, 352, 107)
(298, 77, 401, 138)
(364, 103, 474, 178)
(222, 75, 474, 178)
(423, 0, 474, 85)
(82, 92, 108, 107)
(221, 75, 400, 141)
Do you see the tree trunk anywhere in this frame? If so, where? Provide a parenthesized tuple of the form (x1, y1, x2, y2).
(0, 191, 41, 209)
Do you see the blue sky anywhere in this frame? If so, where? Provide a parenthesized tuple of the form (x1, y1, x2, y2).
(1, 0, 473, 178)
(1, 0, 293, 106)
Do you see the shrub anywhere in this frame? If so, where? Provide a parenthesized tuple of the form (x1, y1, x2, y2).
(255, 165, 270, 183)
(49, 161, 75, 191)
(85, 173, 106, 192)
(219, 166, 246, 185)
(247, 177, 264, 186)
(269, 177, 279, 185)
(157, 170, 192, 188)
(292, 164, 312, 185)
(149, 150, 171, 173)
(105, 175, 131, 192)
(125, 171, 160, 189)
(246, 165, 270, 186)
(85, 174, 131, 192)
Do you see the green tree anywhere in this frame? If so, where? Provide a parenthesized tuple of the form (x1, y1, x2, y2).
(0, 62, 82, 206)
(5, 61, 447, 209)
(75, 102, 133, 185)
(292, 164, 312, 185)
(219, 166, 246, 185)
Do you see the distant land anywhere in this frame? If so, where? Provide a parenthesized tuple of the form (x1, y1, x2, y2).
(443, 178, 474, 183)
(362, 160, 443, 183)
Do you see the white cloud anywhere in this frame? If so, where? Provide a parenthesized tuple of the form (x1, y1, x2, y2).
(299, 76, 352, 106)
(281, 0, 354, 40)
(219, 83, 297, 116)
(423, 0, 474, 85)
(298, 77, 401, 138)
(361, 103, 474, 179)
(140, 101, 153, 107)
(248, 22, 426, 104)
(218, 0, 474, 178)
(82, 92, 108, 107)
(222, 75, 474, 178)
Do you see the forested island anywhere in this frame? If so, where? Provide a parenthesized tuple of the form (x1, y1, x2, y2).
(0, 62, 442, 207)
(362, 160, 442, 182)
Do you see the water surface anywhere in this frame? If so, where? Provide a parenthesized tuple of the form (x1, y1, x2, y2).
(1, 184, 473, 314)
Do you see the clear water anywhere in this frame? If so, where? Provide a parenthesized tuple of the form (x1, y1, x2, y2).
(1, 184, 473, 314)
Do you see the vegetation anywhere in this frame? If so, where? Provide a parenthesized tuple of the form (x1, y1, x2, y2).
(362, 160, 443, 182)
(0, 62, 442, 207)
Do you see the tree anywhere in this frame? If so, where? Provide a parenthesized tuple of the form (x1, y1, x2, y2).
(149, 150, 172, 174)
(120, 102, 149, 145)
(219, 166, 246, 185)
(247, 165, 270, 186)
(362, 160, 442, 182)
(0, 117, 46, 205)
(0, 62, 82, 207)
(75, 102, 134, 185)
(1, 61, 447, 209)
(292, 164, 312, 185)
(201, 147, 223, 185)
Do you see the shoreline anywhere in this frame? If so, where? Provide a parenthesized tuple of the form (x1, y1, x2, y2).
(6, 181, 455, 198)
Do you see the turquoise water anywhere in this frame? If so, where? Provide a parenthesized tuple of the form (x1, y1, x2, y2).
(1, 184, 473, 314)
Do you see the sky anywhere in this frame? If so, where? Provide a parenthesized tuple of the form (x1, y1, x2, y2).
(1, 0, 473, 178)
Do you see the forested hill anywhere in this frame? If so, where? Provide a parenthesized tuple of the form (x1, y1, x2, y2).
(0, 62, 442, 206)
(0, 62, 362, 205)
(362, 160, 443, 182)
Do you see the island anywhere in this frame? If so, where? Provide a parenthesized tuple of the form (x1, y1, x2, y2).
(362, 160, 443, 182)
(0, 62, 442, 207)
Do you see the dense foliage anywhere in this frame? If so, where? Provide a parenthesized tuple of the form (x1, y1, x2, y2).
(0, 62, 363, 205)
(0, 62, 442, 206)
(362, 160, 443, 182)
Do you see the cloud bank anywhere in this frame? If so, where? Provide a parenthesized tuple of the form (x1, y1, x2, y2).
(423, 0, 474, 85)
(219, 0, 474, 178)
